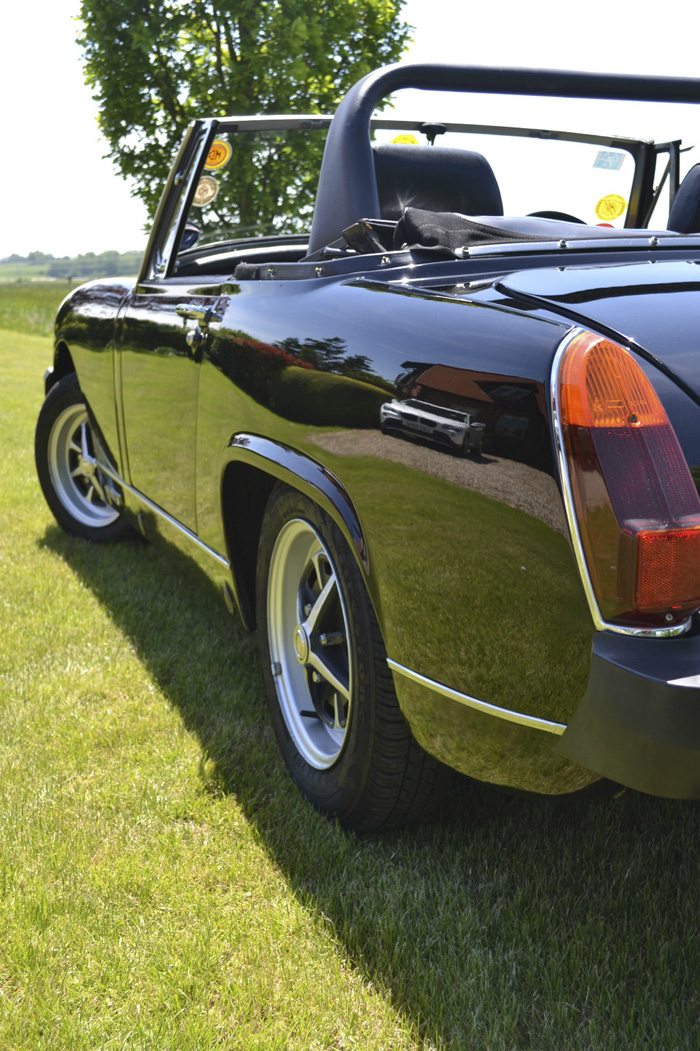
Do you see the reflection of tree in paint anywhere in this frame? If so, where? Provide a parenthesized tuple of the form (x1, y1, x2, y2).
(276, 336, 375, 381)
(209, 332, 312, 403)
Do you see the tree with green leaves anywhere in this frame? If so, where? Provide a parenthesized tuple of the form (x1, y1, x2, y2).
(79, 1, 411, 231)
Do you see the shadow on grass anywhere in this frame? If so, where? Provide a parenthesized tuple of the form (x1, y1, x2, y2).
(42, 524, 700, 1050)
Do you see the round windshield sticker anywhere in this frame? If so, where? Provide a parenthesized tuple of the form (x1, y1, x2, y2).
(205, 139, 231, 171)
(390, 134, 419, 145)
(193, 175, 219, 206)
(595, 194, 627, 221)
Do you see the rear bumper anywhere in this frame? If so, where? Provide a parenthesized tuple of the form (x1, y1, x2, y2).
(557, 628, 700, 798)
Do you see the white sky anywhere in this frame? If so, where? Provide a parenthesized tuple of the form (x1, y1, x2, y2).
(1, 0, 700, 257)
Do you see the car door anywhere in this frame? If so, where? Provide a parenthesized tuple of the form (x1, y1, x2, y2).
(119, 280, 223, 532)
(117, 121, 220, 533)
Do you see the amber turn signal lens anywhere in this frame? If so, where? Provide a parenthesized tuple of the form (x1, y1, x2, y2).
(561, 334, 667, 429)
(558, 331, 700, 627)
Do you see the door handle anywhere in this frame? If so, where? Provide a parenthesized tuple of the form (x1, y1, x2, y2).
(176, 305, 223, 324)
(186, 325, 205, 352)
(176, 304, 223, 355)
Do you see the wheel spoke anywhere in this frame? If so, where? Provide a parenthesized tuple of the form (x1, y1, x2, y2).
(310, 549, 327, 587)
(332, 693, 347, 730)
(304, 571, 337, 634)
(79, 421, 89, 458)
(307, 647, 350, 700)
(90, 472, 107, 503)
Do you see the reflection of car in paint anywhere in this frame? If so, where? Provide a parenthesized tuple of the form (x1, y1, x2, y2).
(34, 63, 700, 832)
(380, 398, 485, 454)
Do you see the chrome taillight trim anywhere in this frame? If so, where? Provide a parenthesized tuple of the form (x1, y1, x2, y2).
(550, 328, 693, 640)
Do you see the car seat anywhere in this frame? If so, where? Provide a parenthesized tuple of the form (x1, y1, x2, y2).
(667, 164, 700, 232)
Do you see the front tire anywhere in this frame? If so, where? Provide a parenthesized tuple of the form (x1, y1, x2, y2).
(256, 483, 446, 832)
(35, 373, 130, 542)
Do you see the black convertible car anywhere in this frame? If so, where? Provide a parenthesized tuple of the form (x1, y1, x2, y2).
(36, 64, 700, 830)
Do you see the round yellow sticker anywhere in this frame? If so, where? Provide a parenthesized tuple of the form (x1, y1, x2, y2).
(205, 140, 231, 171)
(193, 175, 220, 207)
(390, 134, 419, 145)
(595, 194, 627, 221)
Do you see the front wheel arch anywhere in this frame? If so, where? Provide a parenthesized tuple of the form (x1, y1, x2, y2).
(45, 341, 76, 395)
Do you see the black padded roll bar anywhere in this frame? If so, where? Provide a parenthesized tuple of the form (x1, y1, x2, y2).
(308, 63, 700, 255)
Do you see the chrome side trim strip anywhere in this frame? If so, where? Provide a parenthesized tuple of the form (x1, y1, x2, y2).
(97, 457, 231, 571)
(550, 329, 691, 639)
(387, 659, 567, 736)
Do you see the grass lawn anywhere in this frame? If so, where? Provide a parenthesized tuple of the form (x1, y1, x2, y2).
(1, 297, 699, 1049)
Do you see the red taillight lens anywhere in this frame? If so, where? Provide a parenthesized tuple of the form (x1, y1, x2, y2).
(558, 331, 700, 628)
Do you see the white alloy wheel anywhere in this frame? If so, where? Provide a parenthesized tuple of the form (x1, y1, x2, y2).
(47, 402, 120, 529)
(36, 373, 130, 542)
(266, 518, 352, 769)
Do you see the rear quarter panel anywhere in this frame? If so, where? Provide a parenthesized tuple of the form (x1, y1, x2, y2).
(196, 274, 596, 790)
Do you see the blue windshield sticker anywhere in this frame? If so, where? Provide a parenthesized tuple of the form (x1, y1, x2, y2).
(594, 151, 626, 171)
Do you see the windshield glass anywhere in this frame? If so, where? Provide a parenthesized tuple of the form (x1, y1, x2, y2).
(371, 126, 638, 228)
(177, 123, 329, 263)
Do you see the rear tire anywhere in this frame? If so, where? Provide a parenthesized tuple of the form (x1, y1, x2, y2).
(35, 373, 130, 542)
(256, 483, 446, 832)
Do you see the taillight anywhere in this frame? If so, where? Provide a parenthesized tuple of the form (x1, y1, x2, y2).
(558, 330, 700, 629)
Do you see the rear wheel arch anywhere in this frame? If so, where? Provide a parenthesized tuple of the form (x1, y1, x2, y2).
(221, 461, 277, 630)
(254, 482, 449, 831)
(220, 436, 369, 632)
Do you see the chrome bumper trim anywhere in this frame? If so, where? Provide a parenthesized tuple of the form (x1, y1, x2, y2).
(387, 659, 567, 736)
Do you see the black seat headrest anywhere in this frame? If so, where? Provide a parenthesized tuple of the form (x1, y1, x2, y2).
(373, 142, 503, 220)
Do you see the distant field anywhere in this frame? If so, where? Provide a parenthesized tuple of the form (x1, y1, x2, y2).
(0, 280, 81, 337)
(0, 250, 143, 282)
(0, 263, 56, 280)
(1, 291, 700, 1049)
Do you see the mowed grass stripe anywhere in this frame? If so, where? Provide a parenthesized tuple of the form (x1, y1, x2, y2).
(0, 329, 422, 1050)
(0, 308, 699, 1049)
